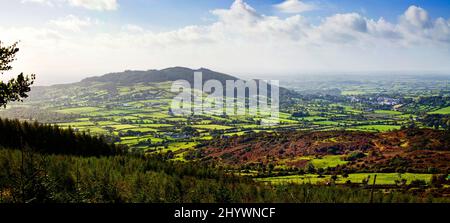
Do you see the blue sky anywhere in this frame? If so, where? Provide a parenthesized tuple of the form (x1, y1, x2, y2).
(115, 0, 450, 30)
(1, 0, 450, 85)
(3, 0, 450, 28)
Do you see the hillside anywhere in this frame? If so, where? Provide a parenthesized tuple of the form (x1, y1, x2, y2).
(26, 66, 295, 106)
(199, 129, 450, 173)
(0, 70, 449, 198)
(81, 67, 239, 85)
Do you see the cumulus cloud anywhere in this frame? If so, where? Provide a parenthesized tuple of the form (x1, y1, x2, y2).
(21, 0, 118, 11)
(6, 1, 450, 85)
(432, 18, 450, 42)
(402, 5, 431, 29)
(68, 0, 118, 11)
(122, 24, 145, 33)
(311, 13, 369, 43)
(48, 15, 94, 32)
(21, 0, 55, 6)
(274, 0, 317, 14)
(212, 0, 261, 24)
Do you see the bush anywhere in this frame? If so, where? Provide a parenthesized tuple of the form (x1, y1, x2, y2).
(409, 180, 427, 188)
(345, 151, 366, 161)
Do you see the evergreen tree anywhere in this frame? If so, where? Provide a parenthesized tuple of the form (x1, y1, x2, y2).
(0, 41, 35, 107)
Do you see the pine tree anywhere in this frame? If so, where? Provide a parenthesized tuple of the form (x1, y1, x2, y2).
(0, 41, 35, 107)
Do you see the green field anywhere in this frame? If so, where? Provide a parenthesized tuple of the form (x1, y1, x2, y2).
(313, 121, 340, 126)
(256, 173, 433, 185)
(374, 110, 402, 115)
(354, 125, 402, 132)
(310, 155, 348, 169)
(57, 107, 102, 114)
(429, 106, 450, 114)
(192, 124, 234, 130)
(2, 74, 449, 175)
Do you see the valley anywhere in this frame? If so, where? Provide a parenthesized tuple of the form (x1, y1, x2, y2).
(1, 67, 449, 193)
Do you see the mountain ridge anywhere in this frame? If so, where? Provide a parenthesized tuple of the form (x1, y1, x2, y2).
(80, 67, 240, 85)
(28, 67, 299, 105)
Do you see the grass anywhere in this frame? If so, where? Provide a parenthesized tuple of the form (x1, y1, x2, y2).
(57, 107, 101, 114)
(239, 124, 265, 129)
(374, 110, 403, 115)
(224, 131, 247, 136)
(355, 125, 401, 132)
(90, 109, 138, 116)
(336, 173, 432, 185)
(429, 106, 450, 114)
(58, 121, 95, 127)
(279, 119, 299, 124)
(256, 174, 329, 185)
(15, 78, 446, 167)
(192, 124, 234, 130)
(96, 121, 119, 126)
(256, 173, 432, 185)
(310, 155, 348, 169)
(313, 121, 340, 126)
(110, 124, 137, 130)
(166, 117, 188, 122)
(85, 127, 108, 134)
(131, 127, 159, 133)
(120, 136, 164, 145)
(146, 112, 171, 119)
(301, 116, 327, 121)
(140, 124, 174, 128)
(160, 142, 199, 152)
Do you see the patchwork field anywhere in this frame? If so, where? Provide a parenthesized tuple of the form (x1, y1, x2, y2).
(0, 69, 449, 190)
(429, 106, 450, 114)
(256, 173, 433, 185)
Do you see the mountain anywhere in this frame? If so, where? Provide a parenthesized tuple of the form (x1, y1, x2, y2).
(70, 66, 298, 103)
(14, 67, 298, 122)
(81, 67, 239, 85)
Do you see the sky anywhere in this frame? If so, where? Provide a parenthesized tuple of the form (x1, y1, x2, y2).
(0, 0, 450, 85)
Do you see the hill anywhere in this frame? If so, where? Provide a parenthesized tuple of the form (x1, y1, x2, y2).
(27, 66, 296, 105)
(198, 128, 450, 174)
(81, 67, 239, 85)
(79, 67, 297, 100)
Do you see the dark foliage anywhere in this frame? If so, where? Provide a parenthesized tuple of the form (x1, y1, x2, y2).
(0, 118, 125, 156)
(1, 149, 447, 203)
(0, 41, 35, 107)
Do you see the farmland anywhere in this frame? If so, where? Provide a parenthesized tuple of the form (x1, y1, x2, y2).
(0, 68, 449, 192)
(256, 173, 433, 185)
(429, 106, 450, 114)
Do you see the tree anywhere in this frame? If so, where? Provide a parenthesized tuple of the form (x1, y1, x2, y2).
(0, 41, 35, 107)
(306, 163, 316, 174)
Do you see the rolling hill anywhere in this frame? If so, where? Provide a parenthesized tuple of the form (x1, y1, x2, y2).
(199, 128, 450, 173)
(81, 67, 239, 85)
(28, 66, 297, 104)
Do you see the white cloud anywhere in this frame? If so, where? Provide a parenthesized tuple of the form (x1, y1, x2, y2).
(5, 1, 450, 85)
(21, 0, 118, 11)
(432, 18, 450, 42)
(48, 15, 93, 32)
(212, 0, 261, 24)
(122, 24, 145, 33)
(402, 5, 431, 29)
(21, 0, 55, 6)
(311, 13, 368, 43)
(68, 0, 118, 11)
(274, 0, 317, 14)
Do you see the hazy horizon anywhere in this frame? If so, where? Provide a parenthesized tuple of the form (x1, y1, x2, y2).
(27, 66, 450, 87)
